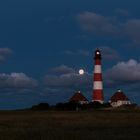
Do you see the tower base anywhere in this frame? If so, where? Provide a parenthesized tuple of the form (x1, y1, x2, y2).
(92, 100, 104, 104)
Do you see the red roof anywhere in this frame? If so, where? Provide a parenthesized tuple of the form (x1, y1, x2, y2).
(70, 91, 88, 102)
(109, 90, 130, 102)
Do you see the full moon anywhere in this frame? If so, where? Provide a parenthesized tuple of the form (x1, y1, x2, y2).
(79, 69, 84, 75)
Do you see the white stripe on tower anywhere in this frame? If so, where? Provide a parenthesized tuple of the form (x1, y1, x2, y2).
(93, 81, 103, 90)
(94, 65, 102, 73)
(92, 49, 104, 104)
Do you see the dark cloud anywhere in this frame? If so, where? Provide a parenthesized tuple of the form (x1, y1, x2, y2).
(43, 87, 73, 95)
(63, 50, 90, 57)
(0, 48, 12, 63)
(0, 73, 38, 89)
(76, 12, 118, 35)
(45, 16, 65, 23)
(76, 11, 140, 47)
(49, 65, 76, 75)
(115, 8, 129, 16)
(124, 19, 140, 44)
(99, 46, 121, 60)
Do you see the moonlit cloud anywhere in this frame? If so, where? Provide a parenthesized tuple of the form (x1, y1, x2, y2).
(105, 59, 140, 85)
(44, 65, 92, 93)
(0, 73, 38, 89)
(103, 59, 140, 102)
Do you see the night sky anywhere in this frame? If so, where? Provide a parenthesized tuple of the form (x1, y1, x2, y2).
(0, 0, 140, 109)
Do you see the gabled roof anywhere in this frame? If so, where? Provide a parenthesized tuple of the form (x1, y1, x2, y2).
(109, 90, 130, 102)
(70, 91, 88, 102)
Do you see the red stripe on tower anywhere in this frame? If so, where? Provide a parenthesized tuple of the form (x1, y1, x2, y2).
(92, 49, 104, 104)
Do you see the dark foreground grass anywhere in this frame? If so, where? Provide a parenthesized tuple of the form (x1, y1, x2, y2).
(0, 110, 140, 140)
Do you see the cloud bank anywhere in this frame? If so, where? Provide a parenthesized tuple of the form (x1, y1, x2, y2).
(0, 73, 38, 93)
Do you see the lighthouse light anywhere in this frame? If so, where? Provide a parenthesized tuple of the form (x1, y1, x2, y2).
(96, 51, 100, 55)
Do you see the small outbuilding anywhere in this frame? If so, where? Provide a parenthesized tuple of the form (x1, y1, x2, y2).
(69, 91, 89, 104)
(109, 89, 131, 107)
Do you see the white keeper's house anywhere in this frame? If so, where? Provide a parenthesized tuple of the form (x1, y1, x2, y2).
(69, 91, 89, 105)
(109, 89, 131, 107)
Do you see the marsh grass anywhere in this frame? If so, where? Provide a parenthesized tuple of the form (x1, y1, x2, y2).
(0, 111, 139, 140)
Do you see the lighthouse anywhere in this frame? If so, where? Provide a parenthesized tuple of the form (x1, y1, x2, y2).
(92, 49, 104, 104)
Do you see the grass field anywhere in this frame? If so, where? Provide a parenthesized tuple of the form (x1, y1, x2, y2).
(0, 110, 140, 140)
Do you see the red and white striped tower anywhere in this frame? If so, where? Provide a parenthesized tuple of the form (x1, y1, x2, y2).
(92, 49, 104, 104)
